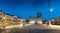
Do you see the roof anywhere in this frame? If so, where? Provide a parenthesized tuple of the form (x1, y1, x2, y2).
(53, 16, 60, 20)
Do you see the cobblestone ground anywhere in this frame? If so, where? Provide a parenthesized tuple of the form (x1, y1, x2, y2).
(1, 24, 60, 33)
(4, 29, 60, 33)
(0, 29, 5, 33)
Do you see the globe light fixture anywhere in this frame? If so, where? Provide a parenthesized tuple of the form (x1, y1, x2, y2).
(50, 8, 53, 12)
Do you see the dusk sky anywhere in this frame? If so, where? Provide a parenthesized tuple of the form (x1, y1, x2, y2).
(0, 0, 60, 20)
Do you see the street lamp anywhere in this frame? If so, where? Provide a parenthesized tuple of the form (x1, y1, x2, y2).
(48, 0, 53, 26)
(49, 8, 53, 26)
(49, 8, 53, 19)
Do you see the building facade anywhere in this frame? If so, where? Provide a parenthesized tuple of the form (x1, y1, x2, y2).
(37, 12, 42, 24)
(51, 17, 60, 25)
(29, 12, 42, 24)
(0, 10, 26, 26)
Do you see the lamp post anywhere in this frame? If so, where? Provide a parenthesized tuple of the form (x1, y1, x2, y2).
(49, 8, 53, 26)
(48, 0, 53, 26)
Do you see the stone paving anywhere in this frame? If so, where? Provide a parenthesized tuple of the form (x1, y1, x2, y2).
(0, 24, 60, 33)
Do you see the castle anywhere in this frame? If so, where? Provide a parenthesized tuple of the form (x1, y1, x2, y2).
(0, 10, 43, 27)
(29, 12, 42, 24)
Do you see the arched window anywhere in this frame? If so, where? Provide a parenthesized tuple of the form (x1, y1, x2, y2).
(0, 17, 3, 22)
(13, 18, 20, 22)
(7, 19, 12, 22)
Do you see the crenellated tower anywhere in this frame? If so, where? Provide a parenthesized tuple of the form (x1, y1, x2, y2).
(37, 12, 42, 24)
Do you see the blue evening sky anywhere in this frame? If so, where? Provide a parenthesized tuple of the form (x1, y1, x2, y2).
(0, 0, 60, 20)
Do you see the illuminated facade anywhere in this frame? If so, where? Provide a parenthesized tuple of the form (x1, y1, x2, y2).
(51, 17, 60, 25)
(29, 17, 36, 24)
(37, 12, 42, 24)
(0, 10, 26, 26)
(29, 12, 42, 24)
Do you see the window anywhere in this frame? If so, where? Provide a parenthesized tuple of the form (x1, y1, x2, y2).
(0, 12, 2, 16)
(13, 18, 20, 22)
(0, 17, 3, 22)
(7, 19, 11, 22)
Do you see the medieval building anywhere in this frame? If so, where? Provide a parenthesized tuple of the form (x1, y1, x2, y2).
(0, 10, 26, 26)
(29, 12, 42, 24)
